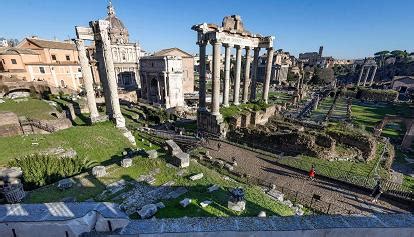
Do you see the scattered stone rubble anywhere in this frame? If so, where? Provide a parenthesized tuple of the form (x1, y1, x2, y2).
(92, 166, 107, 177)
(165, 139, 190, 168)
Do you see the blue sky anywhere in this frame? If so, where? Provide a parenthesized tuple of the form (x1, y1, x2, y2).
(2, 0, 413, 59)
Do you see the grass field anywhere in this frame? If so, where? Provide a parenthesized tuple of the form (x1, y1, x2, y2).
(0, 122, 130, 166)
(0, 98, 57, 120)
(26, 138, 294, 218)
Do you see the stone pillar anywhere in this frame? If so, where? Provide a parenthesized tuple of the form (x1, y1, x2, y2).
(369, 66, 377, 86)
(262, 48, 274, 104)
(95, 40, 113, 117)
(211, 41, 221, 115)
(74, 39, 100, 122)
(198, 41, 207, 111)
(242, 46, 251, 103)
(94, 20, 125, 128)
(357, 65, 365, 86)
(250, 47, 260, 101)
(233, 45, 242, 105)
(363, 66, 371, 86)
(223, 44, 232, 107)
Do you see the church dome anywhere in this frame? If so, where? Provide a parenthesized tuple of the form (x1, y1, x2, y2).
(105, 1, 129, 44)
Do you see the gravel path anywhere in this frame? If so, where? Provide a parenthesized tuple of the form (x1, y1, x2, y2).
(205, 140, 412, 215)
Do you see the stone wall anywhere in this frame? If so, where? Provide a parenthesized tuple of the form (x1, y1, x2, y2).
(0, 112, 22, 137)
(119, 214, 414, 237)
(228, 104, 281, 130)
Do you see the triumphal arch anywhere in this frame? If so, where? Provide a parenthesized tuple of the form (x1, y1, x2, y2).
(192, 15, 275, 137)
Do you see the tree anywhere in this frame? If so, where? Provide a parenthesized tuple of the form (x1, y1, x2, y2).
(390, 50, 408, 58)
(310, 68, 335, 85)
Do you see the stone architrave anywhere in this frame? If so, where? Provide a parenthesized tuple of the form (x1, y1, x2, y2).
(73, 39, 100, 122)
(92, 20, 126, 128)
(233, 45, 242, 105)
(242, 46, 251, 103)
(250, 47, 260, 101)
(211, 41, 221, 115)
(198, 41, 207, 111)
(223, 44, 232, 107)
(263, 48, 274, 104)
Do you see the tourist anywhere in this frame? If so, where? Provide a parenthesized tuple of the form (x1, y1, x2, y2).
(217, 142, 222, 151)
(308, 165, 316, 181)
(371, 180, 383, 203)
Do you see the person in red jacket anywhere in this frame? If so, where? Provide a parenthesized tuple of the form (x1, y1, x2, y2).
(309, 165, 316, 181)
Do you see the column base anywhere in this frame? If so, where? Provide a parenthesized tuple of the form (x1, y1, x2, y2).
(197, 110, 227, 138)
(114, 113, 126, 128)
(91, 114, 109, 124)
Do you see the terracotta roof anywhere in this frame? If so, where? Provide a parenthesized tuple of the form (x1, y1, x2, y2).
(25, 38, 76, 50)
(0, 47, 39, 55)
(153, 48, 193, 57)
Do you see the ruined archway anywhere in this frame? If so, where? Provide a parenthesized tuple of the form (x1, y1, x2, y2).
(374, 115, 414, 149)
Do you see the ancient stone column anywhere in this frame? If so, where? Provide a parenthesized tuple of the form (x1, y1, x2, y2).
(198, 41, 207, 111)
(233, 45, 242, 105)
(250, 47, 260, 101)
(223, 44, 232, 107)
(363, 66, 371, 86)
(262, 48, 274, 104)
(94, 20, 126, 128)
(357, 65, 365, 86)
(369, 66, 377, 86)
(242, 46, 251, 103)
(73, 39, 100, 122)
(95, 40, 113, 117)
(211, 41, 221, 115)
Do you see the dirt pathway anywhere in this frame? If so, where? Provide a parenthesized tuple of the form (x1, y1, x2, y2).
(204, 140, 412, 215)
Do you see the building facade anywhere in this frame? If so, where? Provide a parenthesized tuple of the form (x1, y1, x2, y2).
(89, 2, 141, 91)
(0, 37, 82, 92)
(140, 55, 185, 108)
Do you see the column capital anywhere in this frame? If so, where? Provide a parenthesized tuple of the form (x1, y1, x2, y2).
(234, 45, 243, 49)
(210, 39, 222, 45)
(196, 40, 208, 46)
(245, 46, 251, 50)
(223, 43, 234, 48)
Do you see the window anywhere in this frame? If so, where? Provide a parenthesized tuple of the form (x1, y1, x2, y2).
(11, 59, 17, 64)
(39, 66, 45, 74)
(51, 54, 57, 60)
(66, 55, 70, 61)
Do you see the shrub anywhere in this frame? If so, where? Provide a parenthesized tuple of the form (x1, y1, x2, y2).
(356, 87, 398, 102)
(8, 154, 95, 189)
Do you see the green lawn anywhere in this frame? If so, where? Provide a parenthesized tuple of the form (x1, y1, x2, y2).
(0, 122, 131, 166)
(220, 103, 269, 121)
(26, 141, 294, 218)
(0, 98, 57, 120)
(351, 101, 414, 139)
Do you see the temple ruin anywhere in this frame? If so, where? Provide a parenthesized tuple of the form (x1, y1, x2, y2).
(192, 15, 275, 137)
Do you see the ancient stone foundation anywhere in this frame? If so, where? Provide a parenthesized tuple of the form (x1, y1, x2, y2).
(197, 110, 227, 138)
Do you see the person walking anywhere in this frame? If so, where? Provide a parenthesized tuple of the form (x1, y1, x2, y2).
(217, 142, 222, 152)
(371, 180, 383, 203)
(308, 165, 316, 181)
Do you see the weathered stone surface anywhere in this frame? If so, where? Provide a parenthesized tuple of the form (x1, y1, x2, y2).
(283, 200, 293, 208)
(228, 200, 245, 212)
(155, 202, 165, 209)
(200, 200, 212, 208)
(267, 189, 284, 202)
(171, 152, 190, 168)
(207, 184, 220, 193)
(57, 178, 74, 190)
(92, 166, 107, 177)
(258, 211, 266, 217)
(180, 198, 192, 207)
(165, 139, 182, 156)
(189, 173, 204, 181)
(121, 158, 133, 168)
(106, 179, 126, 194)
(138, 204, 158, 219)
(164, 187, 188, 199)
(146, 150, 158, 159)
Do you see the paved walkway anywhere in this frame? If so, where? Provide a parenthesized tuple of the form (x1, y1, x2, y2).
(204, 140, 413, 215)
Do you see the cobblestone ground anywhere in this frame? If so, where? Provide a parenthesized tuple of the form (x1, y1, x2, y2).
(205, 140, 412, 215)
